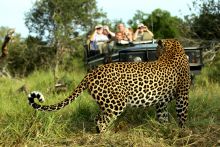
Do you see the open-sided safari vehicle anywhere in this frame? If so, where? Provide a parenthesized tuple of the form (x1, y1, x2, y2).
(85, 40, 203, 74)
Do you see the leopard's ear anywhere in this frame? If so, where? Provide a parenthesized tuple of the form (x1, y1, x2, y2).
(157, 40, 163, 46)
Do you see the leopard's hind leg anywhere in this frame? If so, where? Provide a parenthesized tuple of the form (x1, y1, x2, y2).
(94, 84, 128, 133)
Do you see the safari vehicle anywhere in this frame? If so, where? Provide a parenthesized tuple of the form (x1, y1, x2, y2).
(85, 40, 203, 74)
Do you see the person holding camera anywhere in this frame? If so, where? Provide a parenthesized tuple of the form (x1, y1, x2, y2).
(102, 25, 115, 40)
(133, 23, 154, 41)
(115, 23, 133, 43)
(90, 25, 109, 43)
(89, 25, 109, 55)
(102, 25, 116, 63)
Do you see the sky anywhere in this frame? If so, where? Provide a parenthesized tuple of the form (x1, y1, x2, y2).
(0, 0, 194, 37)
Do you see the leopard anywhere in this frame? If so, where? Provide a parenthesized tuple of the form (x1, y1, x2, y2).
(28, 39, 191, 133)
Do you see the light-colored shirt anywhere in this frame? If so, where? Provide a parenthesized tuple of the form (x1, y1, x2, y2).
(92, 33, 109, 42)
(135, 32, 153, 41)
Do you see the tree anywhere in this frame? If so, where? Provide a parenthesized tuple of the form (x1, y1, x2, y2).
(127, 10, 149, 28)
(25, 0, 106, 40)
(128, 9, 184, 38)
(187, 0, 220, 39)
(25, 0, 106, 83)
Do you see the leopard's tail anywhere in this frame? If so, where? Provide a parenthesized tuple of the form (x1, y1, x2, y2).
(28, 76, 88, 111)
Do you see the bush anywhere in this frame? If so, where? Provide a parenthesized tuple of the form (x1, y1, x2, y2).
(6, 36, 86, 77)
(195, 50, 220, 86)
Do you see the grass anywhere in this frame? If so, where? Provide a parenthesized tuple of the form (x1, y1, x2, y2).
(0, 68, 220, 146)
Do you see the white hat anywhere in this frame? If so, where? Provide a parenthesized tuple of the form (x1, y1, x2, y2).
(95, 24, 103, 29)
(138, 23, 145, 28)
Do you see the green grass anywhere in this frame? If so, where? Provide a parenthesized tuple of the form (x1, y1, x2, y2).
(0, 69, 220, 146)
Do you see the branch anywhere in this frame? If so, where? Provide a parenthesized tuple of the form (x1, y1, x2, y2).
(1, 29, 15, 58)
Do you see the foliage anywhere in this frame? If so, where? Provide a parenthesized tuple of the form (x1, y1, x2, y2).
(186, 0, 220, 39)
(128, 9, 184, 38)
(4, 35, 56, 77)
(25, 0, 106, 41)
(25, 0, 105, 79)
(0, 29, 84, 77)
(1, 0, 106, 78)
(196, 50, 220, 85)
(0, 27, 28, 76)
(127, 10, 149, 29)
